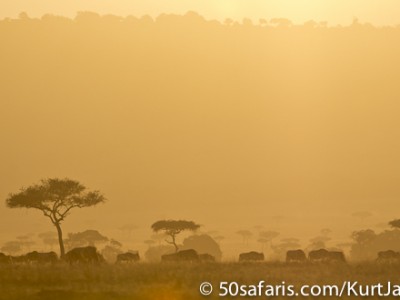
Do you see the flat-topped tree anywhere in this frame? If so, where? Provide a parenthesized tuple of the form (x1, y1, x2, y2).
(151, 220, 200, 252)
(5, 178, 105, 257)
(389, 219, 400, 229)
(65, 229, 108, 250)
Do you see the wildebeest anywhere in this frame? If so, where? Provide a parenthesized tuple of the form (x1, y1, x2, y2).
(161, 249, 199, 262)
(9, 255, 27, 264)
(64, 246, 104, 264)
(199, 253, 216, 262)
(308, 249, 330, 262)
(239, 251, 264, 262)
(309, 249, 346, 263)
(0, 253, 11, 264)
(25, 251, 58, 264)
(286, 249, 307, 263)
(116, 252, 140, 263)
(328, 251, 346, 262)
(377, 250, 400, 263)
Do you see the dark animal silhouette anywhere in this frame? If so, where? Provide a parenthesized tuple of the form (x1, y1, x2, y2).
(182, 234, 222, 261)
(286, 249, 307, 262)
(161, 249, 199, 262)
(10, 255, 28, 264)
(199, 253, 216, 262)
(64, 246, 104, 264)
(25, 251, 58, 264)
(328, 251, 346, 262)
(116, 252, 140, 263)
(0, 253, 11, 264)
(308, 249, 330, 262)
(239, 251, 264, 262)
(6, 252, 58, 264)
(377, 250, 400, 263)
(309, 249, 346, 263)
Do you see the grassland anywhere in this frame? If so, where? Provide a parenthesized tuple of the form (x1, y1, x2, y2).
(0, 262, 399, 300)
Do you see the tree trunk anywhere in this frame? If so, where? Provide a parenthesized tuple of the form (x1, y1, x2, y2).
(172, 234, 178, 253)
(54, 222, 65, 257)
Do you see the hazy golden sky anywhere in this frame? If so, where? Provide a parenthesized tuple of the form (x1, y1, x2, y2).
(1, 0, 400, 25)
(1, 3, 400, 257)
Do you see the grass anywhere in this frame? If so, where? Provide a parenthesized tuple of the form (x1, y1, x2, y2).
(0, 262, 399, 299)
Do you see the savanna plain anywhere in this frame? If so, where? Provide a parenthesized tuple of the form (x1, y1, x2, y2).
(1, 262, 400, 300)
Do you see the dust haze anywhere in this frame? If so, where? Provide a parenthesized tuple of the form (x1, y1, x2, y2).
(1, 11, 400, 258)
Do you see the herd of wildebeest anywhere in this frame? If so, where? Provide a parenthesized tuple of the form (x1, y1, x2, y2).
(1, 246, 400, 265)
(0, 246, 138, 265)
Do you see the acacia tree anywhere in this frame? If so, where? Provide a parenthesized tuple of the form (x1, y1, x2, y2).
(64, 229, 108, 250)
(16, 235, 36, 252)
(5, 178, 105, 257)
(151, 220, 200, 252)
(258, 238, 269, 252)
(1, 241, 22, 255)
(38, 231, 59, 250)
(236, 230, 253, 245)
(144, 239, 156, 248)
(352, 211, 372, 222)
(389, 219, 400, 229)
(151, 233, 168, 245)
(101, 239, 123, 263)
(259, 230, 280, 247)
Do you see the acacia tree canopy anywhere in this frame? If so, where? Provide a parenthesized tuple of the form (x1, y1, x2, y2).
(389, 219, 400, 229)
(151, 220, 200, 252)
(6, 178, 105, 256)
(259, 230, 280, 241)
(65, 230, 109, 250)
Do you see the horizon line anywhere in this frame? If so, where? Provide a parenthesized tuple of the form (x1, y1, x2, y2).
(2, 10, 399, 29)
